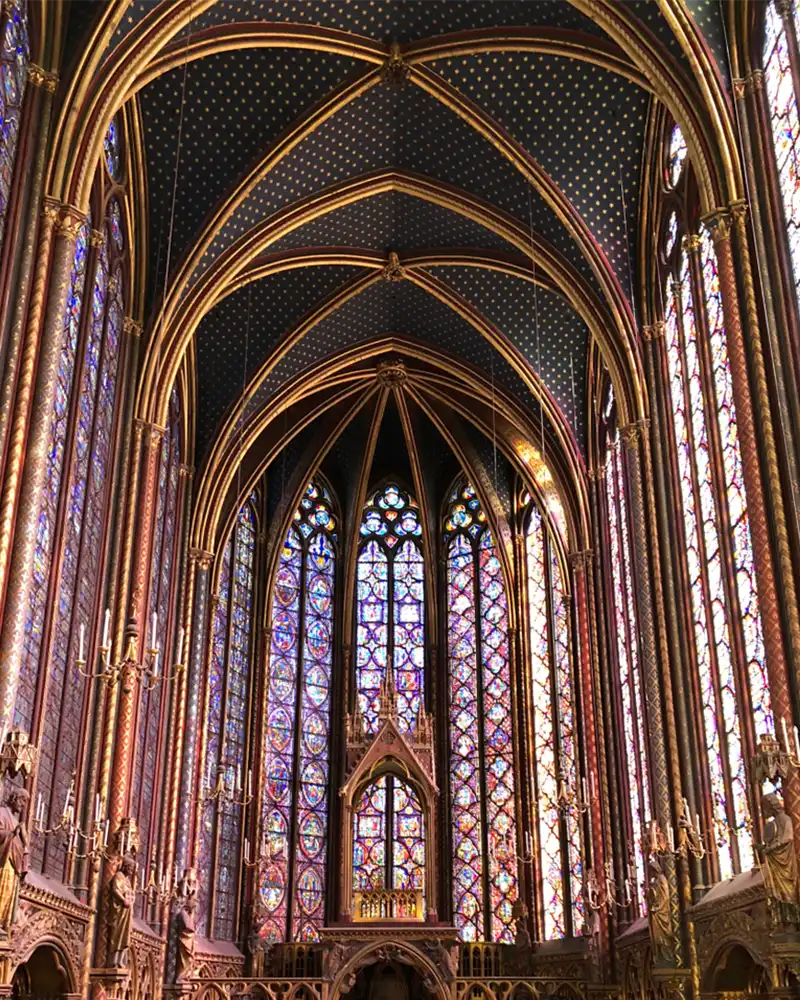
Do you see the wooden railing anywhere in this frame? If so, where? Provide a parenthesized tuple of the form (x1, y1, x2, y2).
(352, 887, 424, 921)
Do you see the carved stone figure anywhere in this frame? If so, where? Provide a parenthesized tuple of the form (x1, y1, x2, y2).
(511, 898, 531, 949)
(646, 854, 673, 965)
(107, 856, 136, 968)
(0, 785, 29, 936)
(760, 792, 800, 902)
(175, 868, 198, 981)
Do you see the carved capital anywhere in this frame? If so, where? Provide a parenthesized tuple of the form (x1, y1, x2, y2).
(701, 208, 734, 245)
(750, 69, 765, 93)
(179, 463, 194, 479)
(381, 251, 406, 282)
(123, 316, 142, 339)
(588, 465, 606, 482)
(90, 228, 105, 248)
(41, 198, 60, 229)
(730, 199, 749, 223)
(188, 548, 213, 570)
(26, 64, 57, 92)
(642, 321, 666, 342)
(733, 77, 747, 101)
(55, 205, 86, 241)
(619, 419, 649, 450)
(569, 549, 593, 571)
(776, 0, 794, 21)
(682, 233, 704, 255)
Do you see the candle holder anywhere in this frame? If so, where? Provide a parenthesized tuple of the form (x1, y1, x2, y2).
(134, 847, 180, 906)
(490, 829, 535, 866)
(557, 770, 591, 816)
(585, 860, 633, 911)
(75, 609, 185, 692)
(202, 762, 254, 808)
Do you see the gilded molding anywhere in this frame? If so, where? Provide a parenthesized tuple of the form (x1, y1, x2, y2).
(89, 228, 105, 248)
(732, 77, 747, 102)
(568, 549, 593, 570)
(26, 64, 58, 92)
(682, 233, 704, 254)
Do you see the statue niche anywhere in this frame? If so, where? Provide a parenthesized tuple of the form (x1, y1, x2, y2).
(340, 675, 438, 923)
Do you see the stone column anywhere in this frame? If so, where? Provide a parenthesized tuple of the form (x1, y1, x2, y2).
(0, 201, 85, 730)
(704, 208, 800, 852)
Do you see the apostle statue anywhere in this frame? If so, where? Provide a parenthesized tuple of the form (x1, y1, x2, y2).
(760, 792, 800, 903)
(108, 856, 136, 969)
(175, 868, 198, 982)
(511, 898, 531, 949)
(646, 854, 672, 965)
(0, 785, 29, 936)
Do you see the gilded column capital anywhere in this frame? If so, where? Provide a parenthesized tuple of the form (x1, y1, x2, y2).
(682, 233, 704, 255)
(730, 199, 749, 223)
(41, 198, 60, 229)
(776, 0, 794, 21)
(55, 205, 87, 241)
(123, 317, 142, 339)
(133, 417, 167, 445)
(179, 464, 194, 479)
(642, 321, 666, 342)
(90, 228, 105, 248)
(108, 273, 119, 295)
(588, 465, 606, 482)
(569, 549, 593, 571)
(700, 208, 734, 245)
(26, 64, 57, 92)
(619, 418, 650, 450)
(256, 531, 267, 547)
(188, 548, 213, 570)
(733, 77, 747, 101)
(749, 69, 765, 93)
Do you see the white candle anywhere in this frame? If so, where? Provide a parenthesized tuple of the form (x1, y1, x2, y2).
(151, 611, 158, 650)
(104, 819, 109, 846)
(590, 771, 597, 798)
(102, 608, 111, 649)
(244, 837, 250, 863)
(78, 623, 85, 662)
(151, 650, 159, 678)
(793, 724, 800, 761)
(782, 716, 790, 752)
(666, 824, 674, 852)
(177, 627, 185, 662)
(582, 777, 588, 803)
(95, 793, 100, 823)
(247, 769, 252, 797)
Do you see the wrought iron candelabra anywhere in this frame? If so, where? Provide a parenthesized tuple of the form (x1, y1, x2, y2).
(76, 608, 185, 692)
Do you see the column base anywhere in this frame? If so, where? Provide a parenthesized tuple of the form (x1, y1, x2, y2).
(89, 968, 131, 1000)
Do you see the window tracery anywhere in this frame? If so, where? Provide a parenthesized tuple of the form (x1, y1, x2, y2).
(199, 496, 257, 940)
(523, 494, 583, 939)
(603, 426, 649, 914)
(0, 0, 29, 249)
(356, 484, 424, 735)
(20, 189, 128, 879)
(353, 776, 426, 901)
(659, 124, 771, 878)
(445, 482, 517, 944)
(260, 481, 336, 943)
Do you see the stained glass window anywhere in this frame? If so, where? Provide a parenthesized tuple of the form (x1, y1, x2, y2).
(198, 498, 257, 940)
(524, 500, 584, 939)
(667, 123, 688, 187)
(604, 435, 650, 913)
(104, 117, 121, 180)
(132, 388, 183, 915)
(764, 0, 800, 305)
(356, 484, 423, 734)
(0, 0, 29, 249)
(445, 483, 518, 943)
(20, 201, 126, 879)
(261, 481, 336, 943)
(660, 140, 772, 876)
(352, 776, 425, 900)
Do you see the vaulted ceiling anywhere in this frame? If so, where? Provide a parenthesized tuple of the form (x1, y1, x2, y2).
(91, 0, 730, 547)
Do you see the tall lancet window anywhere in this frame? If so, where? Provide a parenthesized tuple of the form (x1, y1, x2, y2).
(0, 0, 29, 250)
(523, 495, 583, 940)
(764, 0, 800, 304)
(661, 125, 771, 879)
(198, 496, 257, 940)
(19, 173, 128, 878)
(261, 482, 336, 943)
(604, 422, 650, 913)
(445, 483, 517, 944)
(356, 484, 424, 734)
